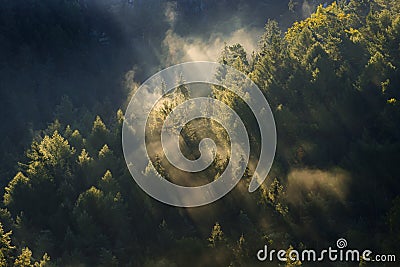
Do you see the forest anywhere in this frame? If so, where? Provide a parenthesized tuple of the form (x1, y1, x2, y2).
(0, 0, 399, 266)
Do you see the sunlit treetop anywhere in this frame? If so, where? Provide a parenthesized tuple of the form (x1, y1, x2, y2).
(285, 3, 354, 54)
(27, 131, 75, 173)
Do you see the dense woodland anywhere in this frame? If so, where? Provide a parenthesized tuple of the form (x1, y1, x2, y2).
(0, 0, 319, 184)
(0, 0, 400, 266)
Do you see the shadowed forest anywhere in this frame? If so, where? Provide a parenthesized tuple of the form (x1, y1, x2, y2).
(0, 0, 400, 266)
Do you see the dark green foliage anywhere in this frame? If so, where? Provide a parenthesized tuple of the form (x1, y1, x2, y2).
(0, 221, 49, 266)
(0, 1, 400, 266)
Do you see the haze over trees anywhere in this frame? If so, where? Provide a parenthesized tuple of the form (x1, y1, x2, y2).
(0, 0, 327, 185)
(0, 0, 399, 266)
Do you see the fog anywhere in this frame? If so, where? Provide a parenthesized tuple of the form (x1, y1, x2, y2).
(0, 0, 331, 191)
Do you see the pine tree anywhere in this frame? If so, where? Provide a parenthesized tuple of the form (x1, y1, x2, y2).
(208, 222, 224, 248)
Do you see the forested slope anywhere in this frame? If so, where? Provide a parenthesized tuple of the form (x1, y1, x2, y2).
(0, 0, 323, 189)
(0, 0, 399, 266)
